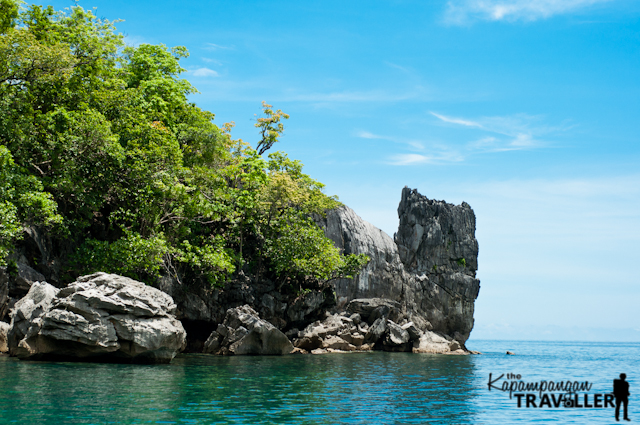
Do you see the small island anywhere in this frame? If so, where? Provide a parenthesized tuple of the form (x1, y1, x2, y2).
(0, 2, 479, 362)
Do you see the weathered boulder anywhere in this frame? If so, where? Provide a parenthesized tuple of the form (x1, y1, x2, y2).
(412, 331, 465, 354)
(292, 311, 426, 353)
(295, 313, 367, 352)
(347, 298, 402, 324)
(205, 305, 293, 355)
(401, 321, 423, 340)
(0, 321, 9, 353)
(8, 273, 186, 363)
(364, 317, 387, 344)
(7, 281, 59, 354)
(322, 335, 356, 351)
(385, 320, 410, 346)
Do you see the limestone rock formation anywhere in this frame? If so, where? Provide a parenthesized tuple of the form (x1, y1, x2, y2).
(291, 308, 466, 353)
(316, 187, 480, 348)
(8, 273, 186, 363)
(395, 188, 480, 341)
(7, 281, 59, 353)
(204, 305, 293, 355)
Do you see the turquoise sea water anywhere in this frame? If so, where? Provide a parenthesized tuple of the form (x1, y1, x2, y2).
(1, 340, 638, 424)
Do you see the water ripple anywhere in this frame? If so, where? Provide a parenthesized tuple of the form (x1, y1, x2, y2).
(1, 341, 638, 424)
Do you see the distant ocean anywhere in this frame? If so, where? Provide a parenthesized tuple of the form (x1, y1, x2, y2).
(1, 340, 638, 424)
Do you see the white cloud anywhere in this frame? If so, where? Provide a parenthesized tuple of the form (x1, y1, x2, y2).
(431, 111, 556, 152)
(355, 131, 387, 139)
(384, 61, 411, 73)
(382, 111, 563, 165)
(389, 150, 464, 165)
(191, 67, 219, 77)
(389, 154, 433, 165)
(202, 58, 223, 65)
(430, 111, 482, 128)
(204, 43, 234, 51)
(444, 0, 614, 24)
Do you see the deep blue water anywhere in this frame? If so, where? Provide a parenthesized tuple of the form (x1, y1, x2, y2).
(1, 340, 638, 424)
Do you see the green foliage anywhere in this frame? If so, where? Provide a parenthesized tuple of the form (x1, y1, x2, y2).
(0, 0, 20, 34)
(255, 101, 289, 155)
(457, 258, 466, 268)
(0, 3, 368, 289)
(0, 145, 62, 266)
(72, 231, 169, 283)
(265, 217, 368, 281)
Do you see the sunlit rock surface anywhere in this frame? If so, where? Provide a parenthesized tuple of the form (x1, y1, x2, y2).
(8, 273, 186, 363)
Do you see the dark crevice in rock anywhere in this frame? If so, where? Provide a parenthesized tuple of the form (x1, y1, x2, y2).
(181, 319, 217, 353)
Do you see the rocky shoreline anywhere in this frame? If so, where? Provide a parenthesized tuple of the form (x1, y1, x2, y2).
(0, 187, 480, 362)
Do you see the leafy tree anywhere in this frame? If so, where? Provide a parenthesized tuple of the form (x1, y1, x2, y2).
(0, 3, 368, 290)
(0, 146, 62, 266)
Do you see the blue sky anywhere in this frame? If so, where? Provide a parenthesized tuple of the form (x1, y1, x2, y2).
(40, 0, 640, 342)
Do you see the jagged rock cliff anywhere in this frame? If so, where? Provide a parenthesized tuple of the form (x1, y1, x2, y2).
(1, 187, 479, 354)
(317, 187, 480, 345)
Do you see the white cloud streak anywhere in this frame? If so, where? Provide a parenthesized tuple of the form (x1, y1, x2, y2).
(444, 0, 614, 24)
(430, 111, 482, 128)
(379, 111, 564, 166)
(430, 111, 554, 152)
(191, 67, 219, 77)
(355, 130, 387, 139)
(204, 43, 234, 51)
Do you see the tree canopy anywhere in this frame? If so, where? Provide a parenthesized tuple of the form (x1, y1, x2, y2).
(0, 1, 368, 291)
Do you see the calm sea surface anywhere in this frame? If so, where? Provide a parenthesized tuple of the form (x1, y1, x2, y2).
(1, 340, 638, 424)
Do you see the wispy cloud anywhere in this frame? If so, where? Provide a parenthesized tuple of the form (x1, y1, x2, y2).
(430, 111, 557, 152)
(430, 112, 482, 128)
(202, 58, 223, 65)
(379, 111, 565, 165)
(204, 43, 234, 51)
(444, 0, 614, 24)
(355, 130, 387, 139)
(384, 61, 412, 73)
(389, 152, 464, 165)
(191, 67, 219, 77)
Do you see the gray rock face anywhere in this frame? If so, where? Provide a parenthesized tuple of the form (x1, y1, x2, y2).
(7, 281, 59, 353)
(205, 305, 293, 355)
(412, 331, 465, 354)
(317, 207, 410, 308)
(292, 312, 459, 353)
(318, 187, 480, 346)
(396, 188, 480, 342)
(8, 273, 186, 363)
(156, 270, 334, 352)
(0, 255, 49, 323)
(0, 321, 10, 352)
